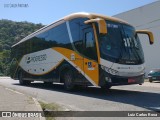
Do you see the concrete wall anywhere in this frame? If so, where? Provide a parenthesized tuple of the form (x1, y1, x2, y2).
(114, 1, 160, 76)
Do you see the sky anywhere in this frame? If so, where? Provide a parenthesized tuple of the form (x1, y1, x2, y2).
(0, 0, 157, 25)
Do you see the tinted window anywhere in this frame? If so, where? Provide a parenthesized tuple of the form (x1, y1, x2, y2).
(36, 23, 71, 50)
(70, 18, 97, 61)
(85, 32, 94, 48)
(84, 29, 97, 61)
(99, 21, 121, 62)
(13, 23, 71, 58)
(69, 18, 88, 54)
(98, 20, 144, 64)
(45, 23, 70, 44)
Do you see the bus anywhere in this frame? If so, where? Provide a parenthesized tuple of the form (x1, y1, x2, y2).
(11, 12, 154, 90)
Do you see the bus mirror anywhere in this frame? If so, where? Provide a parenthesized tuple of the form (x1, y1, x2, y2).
(136, 30, 154, 45)
(98, 19, 107, 34)
(84, 18, 107, 34)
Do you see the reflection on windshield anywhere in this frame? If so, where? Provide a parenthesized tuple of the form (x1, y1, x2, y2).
(99, 23, 121, 62)
(99, 21, 144, 65)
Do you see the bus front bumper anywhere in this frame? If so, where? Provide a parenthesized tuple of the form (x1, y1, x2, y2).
(104, 74, 145, 86)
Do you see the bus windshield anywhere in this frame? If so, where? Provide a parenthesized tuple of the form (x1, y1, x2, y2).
(98, 20, 144, 65)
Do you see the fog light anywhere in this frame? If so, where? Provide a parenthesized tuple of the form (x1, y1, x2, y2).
(105, 77, 112, 83)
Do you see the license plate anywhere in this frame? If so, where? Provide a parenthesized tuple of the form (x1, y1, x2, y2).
(128, 79, 136, 83)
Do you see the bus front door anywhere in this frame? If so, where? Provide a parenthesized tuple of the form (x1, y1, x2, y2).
(83, 27, 99, 86)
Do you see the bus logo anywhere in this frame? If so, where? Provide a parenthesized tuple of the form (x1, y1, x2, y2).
(25, 54, 47, 64)
(26, 56, 31, 64)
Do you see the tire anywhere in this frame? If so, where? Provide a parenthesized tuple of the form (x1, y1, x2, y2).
(43, 82, 53, 85)
(18, 71, 30, 85)
(101, 85, 112, 91)
(149, 78, 153, 83)
(63, 70, 75, 91)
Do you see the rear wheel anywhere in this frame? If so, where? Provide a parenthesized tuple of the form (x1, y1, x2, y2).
(63, 70, 75, 91)
(18, 71, 30, 85)
(43, 82, 53, 85)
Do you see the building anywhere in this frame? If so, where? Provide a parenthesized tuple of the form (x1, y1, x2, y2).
(114, 1, 160, 76)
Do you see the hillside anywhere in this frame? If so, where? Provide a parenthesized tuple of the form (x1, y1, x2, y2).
(0, 19, 44, 75)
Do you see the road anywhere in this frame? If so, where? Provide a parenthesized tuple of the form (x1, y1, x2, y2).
(0, 77, 160, 120)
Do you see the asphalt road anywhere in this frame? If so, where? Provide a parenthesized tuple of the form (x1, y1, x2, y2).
(0, 77, 160, 120)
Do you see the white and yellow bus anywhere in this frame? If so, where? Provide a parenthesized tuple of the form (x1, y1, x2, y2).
(11, 12, 154, 90)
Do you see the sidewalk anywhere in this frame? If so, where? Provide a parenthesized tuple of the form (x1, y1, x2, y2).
(0, 85, 45, 120)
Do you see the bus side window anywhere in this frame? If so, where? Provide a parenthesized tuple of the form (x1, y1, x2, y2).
(84, 30, 97, 61)
(85, 32, 94, 48)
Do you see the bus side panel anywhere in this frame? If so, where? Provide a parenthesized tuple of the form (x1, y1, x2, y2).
(14, 59, 90, 85)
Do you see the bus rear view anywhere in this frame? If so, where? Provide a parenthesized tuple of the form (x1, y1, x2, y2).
(11, 13, 154, 90)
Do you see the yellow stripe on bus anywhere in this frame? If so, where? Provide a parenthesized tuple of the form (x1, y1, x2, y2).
(53, 47, 99, 86)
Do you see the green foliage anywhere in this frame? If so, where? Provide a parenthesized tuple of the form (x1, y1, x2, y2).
(0, 19, 44, 76)
(8, 59, 18, 78)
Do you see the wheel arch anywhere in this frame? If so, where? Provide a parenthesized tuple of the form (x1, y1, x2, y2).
(59, 63, 74, 83)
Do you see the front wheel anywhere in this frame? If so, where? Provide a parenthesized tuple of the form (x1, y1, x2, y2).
(149, 78, 153, 83)
(101, 85, 112, 91)
(19, 71, 30, 85)
(63, 70, 75, 91)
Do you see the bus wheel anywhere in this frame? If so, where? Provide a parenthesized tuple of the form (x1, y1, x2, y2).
(63, 70, 74, 91)
(18, 71, 30, 85)
(44, 82, 53, 86)
(101, 85, 112, 91)
(149, 78, 153, 83)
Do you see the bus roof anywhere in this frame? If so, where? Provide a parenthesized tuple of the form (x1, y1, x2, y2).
(64, 12, 129, 24)
(12, 12, 130, 47)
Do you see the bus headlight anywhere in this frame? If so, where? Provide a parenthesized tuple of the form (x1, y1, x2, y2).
(101, 66, 119, 75)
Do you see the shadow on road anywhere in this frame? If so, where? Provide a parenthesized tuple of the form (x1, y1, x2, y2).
(13, 82, 160, 111)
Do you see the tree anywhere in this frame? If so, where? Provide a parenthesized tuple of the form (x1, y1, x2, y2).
(0, 19, 44, 76)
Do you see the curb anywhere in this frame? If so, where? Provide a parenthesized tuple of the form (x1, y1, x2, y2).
(0, 77, 11, 79)
(32, 97, 46, 120)
(3, 86, 46, 120)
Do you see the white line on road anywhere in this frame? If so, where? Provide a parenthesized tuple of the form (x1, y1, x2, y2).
(5, 87, 24, 95)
